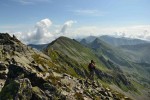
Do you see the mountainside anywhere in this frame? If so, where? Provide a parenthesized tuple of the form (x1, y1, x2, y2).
(0, 33, 138, 100)
(119, 43, 150, 63)
(2, 33, 149, 100)
(99, 35, 149, 46)
(42, 36, 150, 100)
(87, 37, 150, 82)
(44, 36, 125, 73)
(80, 35, 150, 79)
(80, 37, 150, 99)
(88, 38, 132, 67)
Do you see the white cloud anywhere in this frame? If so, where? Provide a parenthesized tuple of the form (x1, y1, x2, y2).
(13, 0, 51, 5)
(10, 19, 76, 44)
(32, 18, 53, 42)
(59, 20, 76, 34)
(72, 9, 107, 16)
(74, 10, 98, 14)
(12, 18, 54, 44)
(71, 25, 150, 40)
(19, 0, 34, 5)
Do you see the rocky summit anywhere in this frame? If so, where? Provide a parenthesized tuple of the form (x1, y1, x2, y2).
(0, 33, 148, 100)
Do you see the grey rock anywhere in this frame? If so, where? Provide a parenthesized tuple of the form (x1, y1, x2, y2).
(43, 83, 57, 93)
(32, 86, 49, 100)
(108, 92, 113, 97)
(15, 78, 32, 100)
(99, 90, 108, 96)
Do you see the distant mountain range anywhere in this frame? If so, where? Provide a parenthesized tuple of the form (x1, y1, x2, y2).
(80, 35, 150, 46)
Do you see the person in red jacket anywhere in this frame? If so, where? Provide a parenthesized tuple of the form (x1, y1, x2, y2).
(86, 60, 96, 82)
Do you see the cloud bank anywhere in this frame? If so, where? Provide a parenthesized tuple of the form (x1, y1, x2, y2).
(8, 18, 150, 44)
(71, 25, 150, 40)
(11, 19, 76, 44)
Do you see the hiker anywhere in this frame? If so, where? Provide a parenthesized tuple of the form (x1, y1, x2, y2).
(86, 60, 96, 82)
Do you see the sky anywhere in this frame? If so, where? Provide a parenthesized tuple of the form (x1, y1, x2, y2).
(0, 0, 150, 44)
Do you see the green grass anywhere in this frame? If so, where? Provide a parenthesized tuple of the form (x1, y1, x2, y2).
(45, 37, 110, 75)
(32, 53, 60, 71)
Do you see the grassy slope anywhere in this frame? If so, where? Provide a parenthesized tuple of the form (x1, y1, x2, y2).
(118, 44, 150, 85)
(98, 36, 150, 82)
(89, 38, 133, 67)
(42, 37, 141, 93)
(44, 36, 109, 72)
(82, 38, 150, 97)
(87, 38, 150, 81)
(120, 43, 150, 63)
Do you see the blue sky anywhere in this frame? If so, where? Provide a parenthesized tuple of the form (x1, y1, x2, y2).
(0, 0, 150, 43)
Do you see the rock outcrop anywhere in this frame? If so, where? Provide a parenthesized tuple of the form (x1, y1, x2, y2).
(1, 63, 131, 100)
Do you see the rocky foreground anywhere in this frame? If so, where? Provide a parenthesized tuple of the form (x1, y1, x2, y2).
(0, 62, 130, 100)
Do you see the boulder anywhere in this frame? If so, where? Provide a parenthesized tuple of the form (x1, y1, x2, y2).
(108, 92, 113, 97)
(15, 78, 32, 100)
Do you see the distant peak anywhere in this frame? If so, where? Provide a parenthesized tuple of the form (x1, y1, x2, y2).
(93, 38, 101, 43)
(57, 36, 70, 40)
(54, 36, 74, 42)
